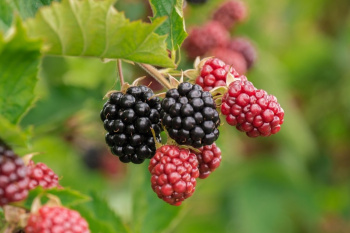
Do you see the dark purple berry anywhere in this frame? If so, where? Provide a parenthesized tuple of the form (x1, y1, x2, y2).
(100, 87, 162, 164)
(160, 83, 220, 148)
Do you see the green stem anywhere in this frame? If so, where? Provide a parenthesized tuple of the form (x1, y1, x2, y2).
(117, 59, 124, 86)
(136, 63, 172, 90)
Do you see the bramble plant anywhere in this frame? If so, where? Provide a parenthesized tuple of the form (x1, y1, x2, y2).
(0, 0, 284, 232)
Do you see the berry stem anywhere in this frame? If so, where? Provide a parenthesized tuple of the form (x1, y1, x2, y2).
(117, 59, 125, 86)
(137, 63, 172, 90)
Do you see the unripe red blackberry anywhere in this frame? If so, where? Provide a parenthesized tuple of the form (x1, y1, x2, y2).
(101, 86, 162, 164)
(221, 78, 284, 137)
(193, 143, 222, 179)
(28, 161, 60, 190)
(228, 37, 257, 69)
(149, 145, 199, 206)
(0, 142, 29, 206)
(25, 206, 90, 233)
(212, 0, 248, 29)
(161, 82, 220, 148)
(207, 48, 248, 74)
(195, 58, 241, 91)
(183, 21, 230, 59)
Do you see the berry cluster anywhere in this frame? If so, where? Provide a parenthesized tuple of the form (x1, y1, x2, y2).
(183, 1, 257, 74)
(0, 143, 29, 206)
(25, 206, 90, 233)
(0, 140, 61, 207)
(221, 76, 284, 137)
(101, 86, 162, 164)
(160, 82, 220, 148)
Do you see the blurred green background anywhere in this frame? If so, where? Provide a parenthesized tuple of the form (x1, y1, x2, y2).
(20, 0, 350, 232)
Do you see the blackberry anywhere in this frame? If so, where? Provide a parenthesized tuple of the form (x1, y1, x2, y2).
(25, 206, 90, 233)
(195, 58, 241, 91)
(228, 37, 257, 69)
(27, 160, 60, 190)
(182, 21, 229, 59)
(101, 86, 162, 164)
(221, 77, 284, 137)
(161, 82, 220, 148)
(0, 142, 29, 206)
(207, 47, 248, 74)
(193, 143, 222, 179)
(149, 145, 199, 206)
(212, 0, 248, 29)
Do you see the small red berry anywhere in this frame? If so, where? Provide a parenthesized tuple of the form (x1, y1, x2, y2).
(0, 143, 29, 206)
(221, 78, 284, 137)
(25, 206, 90, 233)
(207, 47, 248, 74)
(195, 58, 241, 91)
(28, 160, 60, 190)
(228, 37, 257, 69)
(193, 143, 222, 179)
(212, 0, 248, 29)
(149, 145, 199, 206)
(183, 21, 230, 59)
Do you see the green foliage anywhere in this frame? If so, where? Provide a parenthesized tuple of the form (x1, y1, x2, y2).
(0, 0, 13, 32)
(8, 0, 60, 19)
(150, 0, 187, 52)
(25, 0, 174, 67)
(0, 18, 41, 125)
(73, 192, 130, 233)
(0, 115, 31, 148)
(21, 187, 91, 210)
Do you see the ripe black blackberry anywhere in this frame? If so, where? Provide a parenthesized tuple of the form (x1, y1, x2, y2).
(160, 82, 220, 148)
(100, 86, 162, 164)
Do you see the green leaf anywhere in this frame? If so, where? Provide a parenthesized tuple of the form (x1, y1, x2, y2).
(21, 187, 91, 210)
(0, 18, 41, 124)
(9, 0, 60, 19)
(0, 115, 31, 148)
(150, 0, 187, 52)
(131, 164, 183, 233)
(73, 192, 130, 233)
(25, 0, 175, 67)
(0, 0, 13, 32)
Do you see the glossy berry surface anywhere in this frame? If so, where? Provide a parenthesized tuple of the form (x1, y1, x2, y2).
(193, 143, 222, 179)
(228, 37, 257, 69)
(161, 82, 220, 148)
(25, 206, 90, 233)
(28, 160, 60, 190)
(101, 86, 162, 164)
(149, 145, 199, 206)
(207, 48, 248, 75)
(221, 78, 284, 137)
(213, 0, 247, 29)
(195, 58, 241, 91)
(183, 21, 229, 59)
(0, 143, 29, 206)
